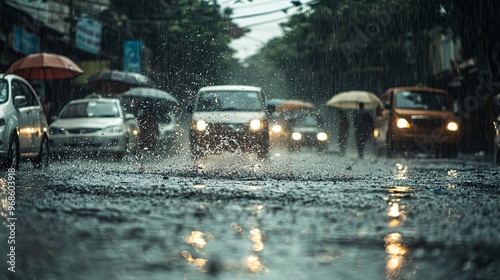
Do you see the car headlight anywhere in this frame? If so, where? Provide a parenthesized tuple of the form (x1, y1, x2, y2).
(396, 118, 411, 129)
(316, 132, 328, 141)
(271, 124, 282, 133)
(103, 125, 126, 133)
(49, 127, 65, 135)
(292, 132, 302, 141)
(196, 119, 207, 131)
(250, 119, 263, 131)
(446, 121, 459, 132)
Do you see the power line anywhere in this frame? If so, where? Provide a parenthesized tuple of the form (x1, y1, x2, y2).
(231, 6, 294, 20)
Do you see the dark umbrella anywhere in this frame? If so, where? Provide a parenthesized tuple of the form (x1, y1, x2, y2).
(120, 87, 178, 104)
(6, 52, 83, 80)
(119, 87, 179, 115)
(87, 70, 155, 95)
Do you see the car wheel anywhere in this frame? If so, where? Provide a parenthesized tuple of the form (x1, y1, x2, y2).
(444, 144, 458, 158)
(494, 145, 500, 165)
(3, 134, 20, 170)
(33, 135, 50, 169)
(385, 132, 394, 158)
(257, 140, 270, 160)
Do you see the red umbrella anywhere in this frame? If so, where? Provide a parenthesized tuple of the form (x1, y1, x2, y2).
(6, 52, 83, 80)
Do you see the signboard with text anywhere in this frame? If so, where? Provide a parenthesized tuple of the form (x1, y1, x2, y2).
(123, 40, 142, 73)
(76, 14, 102, 55)
(13, 26, 40, 54)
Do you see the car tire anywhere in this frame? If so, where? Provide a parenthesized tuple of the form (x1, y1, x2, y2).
(33, 135, 50, 169)
(385, 132, 394, 158)
(3, 133, 20, 170)
(494, 146, 500, 165)
(444, 144, 458, 158)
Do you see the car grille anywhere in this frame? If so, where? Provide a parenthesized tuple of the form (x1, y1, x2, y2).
(208, 123, 247, 134)
(67, 128, 102, 134)
(410, 116, 445, 129)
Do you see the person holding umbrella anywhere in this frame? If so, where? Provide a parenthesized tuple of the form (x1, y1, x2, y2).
(353, 102, 374, 158)
(338, 110, 349, 156)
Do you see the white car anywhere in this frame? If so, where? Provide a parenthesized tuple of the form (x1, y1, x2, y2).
(189, 85, 273, 160)
(0, 73, 50, 169)
(49, 97, 140, 158)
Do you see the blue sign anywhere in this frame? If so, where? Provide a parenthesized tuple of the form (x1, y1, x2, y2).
(75, 14, 102, 55)
(13, 26, 40, 54)
(123, 40, 142, 73)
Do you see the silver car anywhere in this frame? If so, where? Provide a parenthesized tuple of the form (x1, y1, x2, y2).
(189, 85, 273, 160)
(0, 73, 50, 169)
(49, 97, 140, 158)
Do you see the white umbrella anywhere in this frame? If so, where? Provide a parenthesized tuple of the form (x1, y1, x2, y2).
(325, 90, 382, 110)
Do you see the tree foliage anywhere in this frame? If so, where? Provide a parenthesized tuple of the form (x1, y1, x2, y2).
(105, 0, 244, 100)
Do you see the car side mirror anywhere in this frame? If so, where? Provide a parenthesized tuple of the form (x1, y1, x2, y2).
(125, 113, 135, 120)
(266, 104, 276, 114)
(14, 96, 27, 108)
(186, 104, 194, 114)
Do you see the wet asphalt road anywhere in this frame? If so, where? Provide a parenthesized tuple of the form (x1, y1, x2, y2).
(1, 142, 500, 280)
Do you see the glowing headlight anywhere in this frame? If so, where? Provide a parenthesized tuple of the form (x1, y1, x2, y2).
(374, 129, 379, 138)
(272, 124, 282, 133)
(396, 118, 410, 129)
(316, 132, 328, 141)
(292, 132, 302, 141)
(446, 121, 459, 132)
(250, 119, 262, 131)
(196, 119, 207, 131)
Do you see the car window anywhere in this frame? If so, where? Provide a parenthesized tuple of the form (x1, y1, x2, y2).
(11, 80, 35, 107)
(395, 90, 450, 111)
(20, 81, 38, 106)
(296, 115, 319, 127)
(196, 91, 263, 112)
(0, 80, 7, 104)
(59, 101, 120, 118)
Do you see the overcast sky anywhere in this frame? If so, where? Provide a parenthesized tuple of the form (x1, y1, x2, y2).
(221, 0, 303, 61)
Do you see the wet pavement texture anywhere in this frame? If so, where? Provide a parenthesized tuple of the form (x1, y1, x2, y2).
(1, 144, 500, 280)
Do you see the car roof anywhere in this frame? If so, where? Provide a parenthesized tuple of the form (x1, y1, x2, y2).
(67, 98, 120, 105)
(198, 85, 262, 92)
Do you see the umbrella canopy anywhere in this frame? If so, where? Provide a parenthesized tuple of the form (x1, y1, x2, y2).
(326, 90, 382, 110)
(6, 52, 83, 80)
(120, 87, 178, 104)
(87, 70, 155, 95)
(275, 99, 316, 111)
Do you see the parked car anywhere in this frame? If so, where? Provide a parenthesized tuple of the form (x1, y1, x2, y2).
(0, 73, 50, 169)
(49, 97, 140, 158)
(374, 86, 459, 157)
(288, 112, 329, 152)
(188, 85, 273, 160)
(494, 115, 500, 165)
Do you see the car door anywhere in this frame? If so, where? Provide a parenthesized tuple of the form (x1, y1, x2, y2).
(20, 81, 45, 152)
(11, 80, 34, 153)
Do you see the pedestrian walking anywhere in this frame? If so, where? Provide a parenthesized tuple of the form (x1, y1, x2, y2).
(338, 110, 349, 156)
(353, 102, 373, 158)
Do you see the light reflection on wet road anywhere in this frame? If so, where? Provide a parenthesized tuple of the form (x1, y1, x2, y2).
(1, 147, 499, 280)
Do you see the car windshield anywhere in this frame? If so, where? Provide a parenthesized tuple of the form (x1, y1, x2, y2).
(295, 115, 319, 127)
(395, 90, 450, 111)
(0, 80, 8, 104)
(196, 90, 262, 112)
(59, 101, 121, 118)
